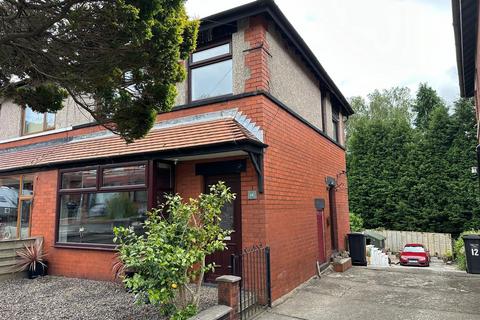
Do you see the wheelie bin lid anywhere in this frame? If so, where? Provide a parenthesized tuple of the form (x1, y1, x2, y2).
(347, 232, 365, 237)
(462, 234, 480, 240)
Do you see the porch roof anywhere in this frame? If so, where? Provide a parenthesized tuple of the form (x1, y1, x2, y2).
(0, 117, 266, 174)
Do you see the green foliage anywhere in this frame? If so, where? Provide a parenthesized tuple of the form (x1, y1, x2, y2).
(0, 0, 199, 142)
(14, 83, 68, 113)
(113, 182, 235, 319)
(347, 85, 480, 236)
(454, 231, 480, 270)
(170, 304, 197, 320)
(443, 250, 453, 262)
(412, 83, 446, 129)
(349, 213, 364, 232)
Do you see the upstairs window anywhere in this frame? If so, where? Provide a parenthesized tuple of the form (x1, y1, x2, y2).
(23, 105, 55, 135)
(332, 108, 340, 143)
(189, 42, 233, 101)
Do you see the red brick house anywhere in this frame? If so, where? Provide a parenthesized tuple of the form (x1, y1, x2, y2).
(452, 0, 480, 174)
(0, 0, 352, 301)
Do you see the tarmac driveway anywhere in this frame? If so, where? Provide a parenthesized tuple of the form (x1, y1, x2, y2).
(259, 264, 480, 320)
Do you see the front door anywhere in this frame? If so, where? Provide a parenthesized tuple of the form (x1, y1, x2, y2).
(204, 174, 241, 281)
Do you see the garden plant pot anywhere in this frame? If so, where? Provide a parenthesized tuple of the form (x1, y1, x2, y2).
(28, 262, 48, 279)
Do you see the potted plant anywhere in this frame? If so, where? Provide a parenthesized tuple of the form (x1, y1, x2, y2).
(15, 238, 48, 279)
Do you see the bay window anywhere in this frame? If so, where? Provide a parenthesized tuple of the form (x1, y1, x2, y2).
(189, 42, 233, 101)
(57, 163, 149, 246)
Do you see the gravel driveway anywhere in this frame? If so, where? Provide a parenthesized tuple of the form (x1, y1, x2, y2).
(0, 276, 217, 320)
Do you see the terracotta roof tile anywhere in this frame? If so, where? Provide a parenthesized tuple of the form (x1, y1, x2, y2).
(0, 118, 261, 172)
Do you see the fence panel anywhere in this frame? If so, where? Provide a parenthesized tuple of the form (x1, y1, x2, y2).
(368, 230, 452, 257)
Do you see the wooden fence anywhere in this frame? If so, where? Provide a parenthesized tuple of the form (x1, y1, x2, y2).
(369, 230, 453, 257)
(0, 237, 39, 281)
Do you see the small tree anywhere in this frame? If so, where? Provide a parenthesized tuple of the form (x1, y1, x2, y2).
(113, 182, 234, 319)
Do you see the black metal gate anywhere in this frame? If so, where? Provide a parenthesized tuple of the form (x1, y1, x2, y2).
(231, 245, 271, 320)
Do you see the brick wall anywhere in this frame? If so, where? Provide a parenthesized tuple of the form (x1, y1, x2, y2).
(244, 15, 270, 93)
(173, 96, 352, 301)
(261, 97, 350, 300)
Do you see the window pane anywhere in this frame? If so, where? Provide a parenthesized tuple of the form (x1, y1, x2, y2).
(191, 59, 232, 101)
(22, 175, 34, 196)
(24, 106, 45, 134)
(20, 199, 32, 238)
(333, 121, 339, 142)
(46, 112, 55, 129)
(62, 170, 97, 189)
(58, 191, 147, 244)
(0, 177, 20, 240)
(156, 163, 172, 189)
(332, 109, 340, 121)
(155, 163, 173, 207)
(102, 165, 146, 187)
(191, 43, 230, 63)
(219, 202, 234, 230)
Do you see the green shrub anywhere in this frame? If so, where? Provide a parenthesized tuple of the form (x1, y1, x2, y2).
(443, 250, 453, 262)
(114, 182, 235, 319)
(350, 212, 364, 232)
(454, 230, 480, 270)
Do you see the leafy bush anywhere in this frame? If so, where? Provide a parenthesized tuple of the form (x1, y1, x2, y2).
(443, 250, 453, 262)
(454, 230, 480, 270)
(349, 212, 364, 232)
(113, 182, 235, 319)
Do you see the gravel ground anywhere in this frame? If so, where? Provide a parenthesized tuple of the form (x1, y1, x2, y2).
(0, 276, 217, 320)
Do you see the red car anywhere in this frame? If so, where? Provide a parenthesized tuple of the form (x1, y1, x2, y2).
(399, 243, 430, 267)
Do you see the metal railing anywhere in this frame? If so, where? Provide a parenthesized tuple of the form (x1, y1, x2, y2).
(231, 245, 271, 320)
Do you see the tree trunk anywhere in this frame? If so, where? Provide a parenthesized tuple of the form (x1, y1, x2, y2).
(193, 256, 205, 307)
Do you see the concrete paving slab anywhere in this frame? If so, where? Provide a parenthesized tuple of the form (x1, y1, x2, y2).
(259, 265, 480, 320)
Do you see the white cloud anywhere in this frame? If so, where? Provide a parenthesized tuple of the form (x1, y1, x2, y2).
(186, 0, 459, 104)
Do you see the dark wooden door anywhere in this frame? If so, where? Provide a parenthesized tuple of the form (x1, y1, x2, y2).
(204, 174, 241, 281)
(316, 210, 326, 263)
(328, 188, 338, 251)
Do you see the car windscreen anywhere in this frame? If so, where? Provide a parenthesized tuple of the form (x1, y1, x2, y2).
(403, 246, 425, 253)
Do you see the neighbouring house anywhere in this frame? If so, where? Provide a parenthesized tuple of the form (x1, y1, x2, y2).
(0, 0, 352, 301)
(452, 0, 480, 176)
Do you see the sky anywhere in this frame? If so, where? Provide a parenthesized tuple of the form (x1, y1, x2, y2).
(185, 0, 459, 104)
